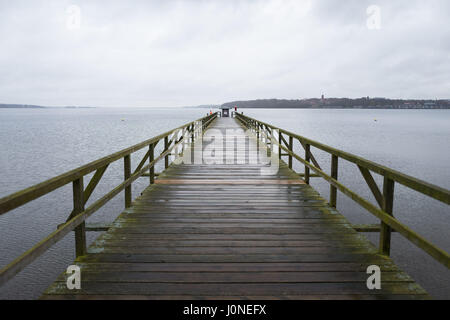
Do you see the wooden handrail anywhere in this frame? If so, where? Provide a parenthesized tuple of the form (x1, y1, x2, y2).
(236, 113, 450, 268)
(0, 113, 217, 215)
(236, 114, 450, 205)
(0, 112, 218, 286)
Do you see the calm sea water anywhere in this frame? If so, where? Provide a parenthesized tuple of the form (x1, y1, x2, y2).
(0, 108, 449, 299)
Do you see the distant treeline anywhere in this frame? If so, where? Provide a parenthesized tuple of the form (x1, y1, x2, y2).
(0, 104, 45, 109)
(0, 104, 94, 109)
(222, 98, 450, 109)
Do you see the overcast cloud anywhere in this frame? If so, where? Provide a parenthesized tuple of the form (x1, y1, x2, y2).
(0, 0, 448, 107)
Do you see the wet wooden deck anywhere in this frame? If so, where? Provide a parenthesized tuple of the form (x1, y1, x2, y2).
(42, 117, 428, 299)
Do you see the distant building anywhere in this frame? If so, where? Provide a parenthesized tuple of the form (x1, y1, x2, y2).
(220, 106, 230, 117)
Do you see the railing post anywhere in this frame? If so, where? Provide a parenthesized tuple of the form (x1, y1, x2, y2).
(164, 136, 169, 169)
(256, 123, 260, 141)
(330, 155, 338, 208)
(190, 124, 195, 164)
(181, 127, 185, 154)
(256, 122, 260, 151)
(73, 177, 86, 257)
(278, 132, 282, 160)
(124, 155, 131, 208)
(149, 143, 155, 185)
(288, 136, 293, 169)
(379, 177, 395, 256)
(305, 144, 311, 184)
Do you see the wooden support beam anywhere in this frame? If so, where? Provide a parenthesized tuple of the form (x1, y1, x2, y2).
(330, 155, 338, 208)
(133, 150, 150, 175)
(358, 165, 384, 208)
(85, 223, 113, 232)
(299, 140, 322, 170)
(149, 143, 155, 185)
(83, 165, 108, 204)
(353, 224, 398, 233)
(288, 136, 293, 169)
(279, 134, 289, 149)
(298, 173, 321, 178)
(164, 136, 169, 169)
(73, 178, 86, 257)
(124, 155, 131, 208)
(305, 144, 311, 184)
(380, 177, 395, 256)
(64, 165, 108, 224)
(142, 173, 160, 177)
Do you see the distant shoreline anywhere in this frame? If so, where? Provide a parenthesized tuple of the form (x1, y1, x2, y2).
(220, 98, 450, 110)
(2, 102, 449, 110)
(0, 104, 95, 109)
(217, 106, 450, 110)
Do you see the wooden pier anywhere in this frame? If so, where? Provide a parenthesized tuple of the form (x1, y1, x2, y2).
(1, 113, 448, 299)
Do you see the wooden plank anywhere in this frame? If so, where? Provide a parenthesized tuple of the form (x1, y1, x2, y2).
(87, 246, 377, 255)
(97, 233, 372, 241)
(155, 179, 305, 185)
(41, 294, 429, 300)
(113, 218, 348, 224)
(44, 282, 427, 296)
(56, 262, 401, 272)
(75, 253, 397, 264)
(90, 239, 376, 248)
(52, 271, 413, 283)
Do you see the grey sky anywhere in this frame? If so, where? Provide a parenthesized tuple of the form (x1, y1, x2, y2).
(0, 0, 448, 107)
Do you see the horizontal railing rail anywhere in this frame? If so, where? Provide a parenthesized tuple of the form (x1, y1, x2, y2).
(0, 112, 218, 286)
(236, 113, 450, 268)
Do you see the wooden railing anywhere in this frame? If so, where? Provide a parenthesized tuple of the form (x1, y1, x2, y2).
(0, 112, 218, 285)
(236, 113, 450, 268)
